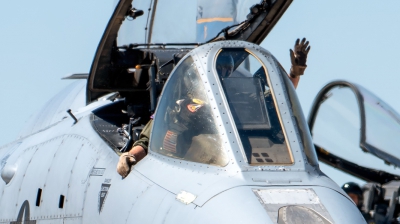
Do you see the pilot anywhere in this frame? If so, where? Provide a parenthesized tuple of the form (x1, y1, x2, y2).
(342, 182, 364, 209)
(117, 38, 311, 178)
(117, 84, 214, 177)
(116, 119, 151, 178)
(341, 182, 374, 222)
(117, 76, 211, 177)
(289, 38, 310, 89)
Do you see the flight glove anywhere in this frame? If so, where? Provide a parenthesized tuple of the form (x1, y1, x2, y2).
(117, 152, 137, 177)
(290, 38, 311, 78)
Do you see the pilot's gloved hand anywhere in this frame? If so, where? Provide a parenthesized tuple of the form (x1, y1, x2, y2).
(290, 38, 311, 78)
(117, 152, 137, 178)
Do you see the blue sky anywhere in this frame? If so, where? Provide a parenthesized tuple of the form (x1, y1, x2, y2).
(1, 0, 399, 186)
(0, 0, 114, 142)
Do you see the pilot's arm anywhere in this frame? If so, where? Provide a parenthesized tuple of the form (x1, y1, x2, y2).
(289, 38, 311, 89)
(117, 119, 153, 178)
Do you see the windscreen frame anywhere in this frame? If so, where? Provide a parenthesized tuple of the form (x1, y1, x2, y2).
(214, 47, 296, 166)
(145, 41, 317, 173)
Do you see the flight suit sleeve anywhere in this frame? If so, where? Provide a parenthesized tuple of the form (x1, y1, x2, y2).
(132, 119, 153, 153)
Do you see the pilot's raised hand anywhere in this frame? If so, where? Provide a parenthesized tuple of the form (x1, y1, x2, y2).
(117, 152, 137, 178)
(289, 38, 311, 78)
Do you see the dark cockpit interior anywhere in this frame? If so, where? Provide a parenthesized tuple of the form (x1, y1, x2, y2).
(90, 48, 191, 153)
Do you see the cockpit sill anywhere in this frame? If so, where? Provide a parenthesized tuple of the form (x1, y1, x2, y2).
(146, 148, 320, 173)
(138, 148, 337, 208)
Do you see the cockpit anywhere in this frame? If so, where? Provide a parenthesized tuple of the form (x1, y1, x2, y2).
(90, 41, 318, 172)
(147, 45, 297, 167)
(146, 41, 316, 171)
(88, 0, 317, 172)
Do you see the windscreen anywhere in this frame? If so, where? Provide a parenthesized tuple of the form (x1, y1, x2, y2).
(117, 0, 261, 45)
(150, 56, 229, 167)
(216, 48, 293, 165)
(222, 77, 271, 130)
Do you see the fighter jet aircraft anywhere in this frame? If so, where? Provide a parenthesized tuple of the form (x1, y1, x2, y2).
(0, 0, 365, 223)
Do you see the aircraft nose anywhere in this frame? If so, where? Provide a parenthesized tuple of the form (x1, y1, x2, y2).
(192, 185, 365, 224)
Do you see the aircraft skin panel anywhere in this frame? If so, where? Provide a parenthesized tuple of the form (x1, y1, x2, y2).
(0, 141, 21, 163)
(0, 112, 184, 223)
(37, 219, 63, 224)
(0, 113, 103, 222)
(126, 185, 170, 223)
(0, 143, 37, 221)
(63, 116, 115, 223)
(91, 172, 153, 223)
(40, 136, 82, 218)
(194, 186, 273, 224)
(135, 152, 234, 202)
(151, 194, 197, 224)
(312, 186, 365, 223)
(62, 217, 82, 224)
(161, 201, 198, 224)
(18, 137, 64, 218)
(17, 80, 86, 139)
(64, 137, 97, 217)
(0, 141, 22, 199)
(48, 81, 86, 125)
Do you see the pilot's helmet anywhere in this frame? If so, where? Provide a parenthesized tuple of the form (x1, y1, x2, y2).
(342, 182, 364, 209)
(169, 63, 209, 127)
(216, 51, 234, 78)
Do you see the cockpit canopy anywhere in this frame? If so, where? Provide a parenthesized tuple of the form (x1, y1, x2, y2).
(150, 56, 229, 166)
(150, 42, 317, 169)
(86, 0, 293, 103)
(309, 81, 400, 183)
(118, 0, 291, 45)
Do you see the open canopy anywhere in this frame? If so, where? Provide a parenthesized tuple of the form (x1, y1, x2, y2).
(308, 81, 400, 184)
(86, 0, 292, 103)
(117, 0, 292, 45)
